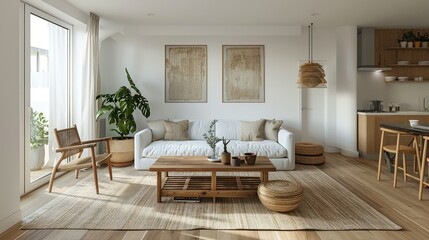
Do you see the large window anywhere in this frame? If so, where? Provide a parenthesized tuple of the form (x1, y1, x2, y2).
(23, 5, 72, 194)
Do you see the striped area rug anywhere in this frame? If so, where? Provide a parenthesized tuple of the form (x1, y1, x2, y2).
(22, 165, 400, 230)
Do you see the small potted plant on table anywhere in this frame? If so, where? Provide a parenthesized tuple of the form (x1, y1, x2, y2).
(220, 137, 231, 165)
(203, 120, 220, 161)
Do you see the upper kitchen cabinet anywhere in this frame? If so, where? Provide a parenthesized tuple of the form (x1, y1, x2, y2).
(375, 28, 429, 82)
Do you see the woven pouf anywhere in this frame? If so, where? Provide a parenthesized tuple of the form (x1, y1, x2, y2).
(257, 180, 304, 212)
(295, 142, 325, 165)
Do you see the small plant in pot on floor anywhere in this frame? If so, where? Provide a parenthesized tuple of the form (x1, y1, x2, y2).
(96, 68, 150, 167)
(221, 137, 231, 165)
(30, 111, 49, 170)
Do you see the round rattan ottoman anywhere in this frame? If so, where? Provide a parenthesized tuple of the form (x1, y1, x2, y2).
(257, 180, 304, 212)
(295, 142, 325, 165)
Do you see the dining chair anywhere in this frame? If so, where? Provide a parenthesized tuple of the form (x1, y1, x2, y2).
(377, 127, 421, 188)
(418, 136, 429, 200)
(49, 125, 113, 194)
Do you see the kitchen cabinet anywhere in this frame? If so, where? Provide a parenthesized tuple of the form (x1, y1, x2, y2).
(357, 112, 429, 159)
(375, 29, 429, 82)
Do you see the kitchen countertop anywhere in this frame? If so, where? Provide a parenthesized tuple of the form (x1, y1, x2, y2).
(357, 111, 429, 116)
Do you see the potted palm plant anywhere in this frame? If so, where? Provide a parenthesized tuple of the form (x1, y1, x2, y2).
(30, 111, 48, 170)
(96, 68, 150, 167)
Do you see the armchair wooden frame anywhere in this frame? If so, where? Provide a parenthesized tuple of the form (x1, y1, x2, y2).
(49, 125, 113, 194)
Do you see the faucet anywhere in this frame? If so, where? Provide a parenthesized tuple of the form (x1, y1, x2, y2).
(424, 96, 428, 111)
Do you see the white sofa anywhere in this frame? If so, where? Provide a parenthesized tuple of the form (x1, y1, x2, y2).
(134, 119, 295, 170)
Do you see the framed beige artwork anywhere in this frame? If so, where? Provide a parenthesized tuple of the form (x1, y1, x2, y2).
(165, 45, 207, 103)
(222, 45, 265, 103)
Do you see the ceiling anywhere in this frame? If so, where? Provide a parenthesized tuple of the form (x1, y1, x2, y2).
(64, 0, 429, 28)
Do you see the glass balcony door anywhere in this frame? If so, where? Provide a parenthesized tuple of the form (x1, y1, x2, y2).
(23, 6, 71, 194)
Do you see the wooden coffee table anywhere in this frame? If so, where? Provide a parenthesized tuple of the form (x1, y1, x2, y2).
(149, 156, 276, 203)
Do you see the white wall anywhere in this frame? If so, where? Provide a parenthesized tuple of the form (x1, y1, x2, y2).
(0, 0, 22, 233)
(99, 28, 338, 141)
(357, 72, 428, 111)
(336, 26, 359, 156)
(357, 71, 387, 109)
(386, 83, 429, 111)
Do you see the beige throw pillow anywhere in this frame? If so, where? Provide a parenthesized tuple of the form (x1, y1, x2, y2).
(264, 119, 283, 141)
(164, 120, 189, 141)
(148, 120, 166, 141)
(240, 119, 265, 141)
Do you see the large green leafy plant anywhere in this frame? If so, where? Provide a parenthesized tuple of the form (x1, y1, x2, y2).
(30, 111, 49, 149)
(96, 68, 151, 139)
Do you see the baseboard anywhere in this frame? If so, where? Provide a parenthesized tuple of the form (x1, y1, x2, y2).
(340, 148, 360, 158)
(0, 210, 21, 234)
(324, 146, 340, 153)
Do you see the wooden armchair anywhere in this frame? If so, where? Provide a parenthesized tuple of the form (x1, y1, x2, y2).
(49, 125, 113, 194)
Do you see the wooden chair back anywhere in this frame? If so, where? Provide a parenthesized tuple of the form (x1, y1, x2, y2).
(53, 125, 83, 159)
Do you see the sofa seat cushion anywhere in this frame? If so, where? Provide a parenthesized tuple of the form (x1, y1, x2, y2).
(216, 140, 287, 158)
(142, 140, 212, 157)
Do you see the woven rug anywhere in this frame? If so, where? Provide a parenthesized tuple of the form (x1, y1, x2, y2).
(22, 165, 400, 230)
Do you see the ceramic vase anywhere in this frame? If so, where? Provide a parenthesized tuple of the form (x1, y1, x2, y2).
(221, 151, 231, 165)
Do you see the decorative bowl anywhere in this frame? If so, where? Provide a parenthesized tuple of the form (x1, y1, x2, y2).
(385, 76, 396, 81)
(409, 119, 419, 127)
(244, 152, 257, 165)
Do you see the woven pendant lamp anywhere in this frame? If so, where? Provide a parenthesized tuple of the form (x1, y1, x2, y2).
(298, 23, 327, 88)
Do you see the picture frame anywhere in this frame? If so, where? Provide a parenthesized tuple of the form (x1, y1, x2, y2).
(165, 45, 207, 103)
(222, 45, 265, 103)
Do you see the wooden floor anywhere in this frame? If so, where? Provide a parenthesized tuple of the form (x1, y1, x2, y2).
(1, 153, 429, 240)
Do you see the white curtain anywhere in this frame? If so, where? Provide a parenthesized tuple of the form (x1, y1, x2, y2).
(80, 12, 100, 142)
(45, 24, 69, 168)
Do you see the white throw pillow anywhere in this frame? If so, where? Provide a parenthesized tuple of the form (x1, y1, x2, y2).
(164, 120, 189, 141)
(264, 119, 283, 141)
(147, 120, 166, 141)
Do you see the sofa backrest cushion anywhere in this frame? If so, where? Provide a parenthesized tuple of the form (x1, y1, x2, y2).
(264, 119, 283, 141)
(147, 120, 166, 141)
(188, 120, 213, 140)
(240, 119, 265, 141)
(164, 120, 189, 140)
(215, 120, 240, 140)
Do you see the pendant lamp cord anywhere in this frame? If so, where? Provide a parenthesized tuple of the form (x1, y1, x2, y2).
(310, 23, 313, 63)
(308, 25, 311, 63)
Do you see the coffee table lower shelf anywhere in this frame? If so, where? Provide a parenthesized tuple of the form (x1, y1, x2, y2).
(159, 176, 261, 201)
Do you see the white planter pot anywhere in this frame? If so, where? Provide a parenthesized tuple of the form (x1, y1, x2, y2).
(400, 41, 407, 48)
(30, 147, 45, 171)
(422, 42, 428, 48)
(407, 41, 414, 48)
